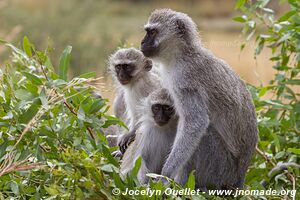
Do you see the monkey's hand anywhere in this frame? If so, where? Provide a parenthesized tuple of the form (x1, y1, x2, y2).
(118, 131, 136, 154)
(112, 150, 123, 158)
(161, 164, 175, 180)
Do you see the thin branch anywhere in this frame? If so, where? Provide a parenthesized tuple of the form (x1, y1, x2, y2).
(63, 101, 95, 140)
(256, 146, 296, 184)
(255, 146, 276, 167)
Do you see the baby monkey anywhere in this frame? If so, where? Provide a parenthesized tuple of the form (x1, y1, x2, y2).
(109, 47, 161, 155)
(121, 88, 178, 184)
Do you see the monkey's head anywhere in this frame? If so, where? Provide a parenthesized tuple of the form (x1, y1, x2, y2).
(141, 9, 200, 59)
(109, 48, 152, 85)
(148, 88, 175, 127)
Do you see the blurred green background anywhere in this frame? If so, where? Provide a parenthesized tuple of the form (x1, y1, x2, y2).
(0, 0, 289, 97)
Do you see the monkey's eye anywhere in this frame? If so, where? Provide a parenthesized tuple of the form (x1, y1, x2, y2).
(115, 65, 121, 71)
(123, 64, 130, 71)
(148, 29, 157, 37)
(163, 105, 173, 112)
(164, 106, 172, 111)
(151, 104, 161, 113)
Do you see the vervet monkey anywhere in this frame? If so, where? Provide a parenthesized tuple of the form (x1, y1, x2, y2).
(109, 48, 161, 154)
(120, 88, 178, 184)
(141, 9, 258, 189)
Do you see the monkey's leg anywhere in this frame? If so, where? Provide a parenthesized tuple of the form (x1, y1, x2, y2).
(174, 159, 194, 186)
(137, 161, 150, 184)
(174, 168, 189, 186)
(195, 127, 239, 189)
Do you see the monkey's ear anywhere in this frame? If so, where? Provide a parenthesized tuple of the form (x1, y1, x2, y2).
(144, 59, 153, 71)
(176, 19, 186, 36)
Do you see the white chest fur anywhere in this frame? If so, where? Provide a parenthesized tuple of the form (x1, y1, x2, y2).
(123, 87, 141, 128)
(158, 65, 174, 93)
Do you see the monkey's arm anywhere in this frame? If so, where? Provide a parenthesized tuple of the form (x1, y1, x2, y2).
(113, 91, 134, 154)
(118, 109, 142, 153)
(161, 90, 209, 179)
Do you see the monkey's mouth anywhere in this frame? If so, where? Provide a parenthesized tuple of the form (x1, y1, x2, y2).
(155, 121, 168, 126)
(119, 79, 130, 85)
(141, 45, 159, 57)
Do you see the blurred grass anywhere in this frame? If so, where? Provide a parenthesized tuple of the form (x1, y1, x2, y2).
(0, 0, 288, 86)
(0, 0, 242, 75)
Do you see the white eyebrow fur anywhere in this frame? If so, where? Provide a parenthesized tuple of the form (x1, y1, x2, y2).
(144, 23, 160, 30)
(113, 59, 136, 66)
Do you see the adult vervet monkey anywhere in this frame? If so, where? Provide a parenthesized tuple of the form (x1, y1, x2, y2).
(141, 9, 258, 189)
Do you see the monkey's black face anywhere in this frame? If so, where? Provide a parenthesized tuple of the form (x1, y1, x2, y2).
(115, 64, 135, 85)
(151, 104, 174, 126)
(141, 28, 159, 57)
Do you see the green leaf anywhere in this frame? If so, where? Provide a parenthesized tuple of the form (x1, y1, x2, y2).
(45, 56, 54, 70)
(78, 71, 97, 79)
(15, 89, 34, 100)
(89, 99, 105, 114)
(263, 100, 293, 110)
(185, 171, 196, 189)
(101, 164, 115, 172)
(233, 16, 247, 23)
(258, 87, 269, 97)
(113, 171, 125, 190)
(77, 106, 86, 121)
(240, 43, 246, 51)
(19, 104, 40, 124)
(278, 10, 297, 22)
(275, 151, 286, 159)
(131, 156, 142, 178)
(36, 51, 47, 64)
(258, 0, 270, 8)
(102, 145, 119, 166)
(23, 36, 32, 57)
(58, 46, 72, 81)
(288, 148, 300, 155)
(235, 0, 246, 9)
(286, 79, 300, 85)
(44, 185, 59, 195)
(255, 38, 265, 55)
(0, 38, 6, 44)
(22, 72, 43, 85)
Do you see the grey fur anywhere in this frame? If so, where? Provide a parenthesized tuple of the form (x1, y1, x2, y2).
(120, 88, 178, 184)
(109, 47, 161, 152)
(142, 9, 258, 189)
(113, 90, 127, 123)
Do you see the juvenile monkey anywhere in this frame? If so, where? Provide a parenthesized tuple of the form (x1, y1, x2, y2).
(109, 48, 161, 154)
(141, 9, 258, 189)
(120, 88, 178, 184)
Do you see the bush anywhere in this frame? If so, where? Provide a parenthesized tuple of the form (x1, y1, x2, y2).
(0, 37, 126, 199)
(234, 0, 300, 195)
